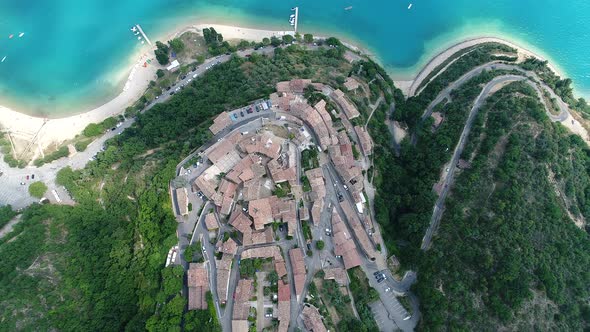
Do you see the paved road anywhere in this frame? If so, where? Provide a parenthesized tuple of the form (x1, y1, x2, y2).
(420, 74, 558, 250)
(0, 46, 277, 208)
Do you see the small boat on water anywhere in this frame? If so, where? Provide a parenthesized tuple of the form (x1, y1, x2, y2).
(130, 26, 137, 32)
(344, 6, 353, 10)
(8, 34, 13, 39)
(408, 3, 413, 9)
(137, 36, 142, 40)
(1, 56, 6, 63)
(18, 32, 24, 37)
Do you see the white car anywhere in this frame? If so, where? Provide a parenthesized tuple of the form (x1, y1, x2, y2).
(187, 78, 192, 82)
(193, 73, 198, 78)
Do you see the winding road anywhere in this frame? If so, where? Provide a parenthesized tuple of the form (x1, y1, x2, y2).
(420, 68, 572, 250)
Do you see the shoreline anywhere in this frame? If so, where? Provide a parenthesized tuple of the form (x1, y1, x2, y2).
(0, 23, 576, 152)
(395, 36, 565, 97)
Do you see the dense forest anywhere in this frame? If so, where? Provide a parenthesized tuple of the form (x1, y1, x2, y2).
(416, 82, 590, 330)
(363, 42, 590, 330)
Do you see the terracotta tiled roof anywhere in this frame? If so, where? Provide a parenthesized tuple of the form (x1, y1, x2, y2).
(332, 89, 360, 119)
(249, 197, 274, 230)
(302, 305, 327, 332)
(209, 112, 232, 135)
(204, 212, 219, 230)
(323, 267, 349, 286)
(175, 188, 188, 216)
(188, 263, 209, 310)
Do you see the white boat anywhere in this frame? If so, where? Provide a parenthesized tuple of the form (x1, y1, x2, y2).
(137, 36, 142, 40)
(408, 3, 413, 9)
(131, 26, 137, 32)
(18, 32, 24, 38)
(141, 40, 145, 44)
(1, 56, 5, 63)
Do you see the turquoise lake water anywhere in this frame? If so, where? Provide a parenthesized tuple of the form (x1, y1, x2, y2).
(1, 0, 589, 117)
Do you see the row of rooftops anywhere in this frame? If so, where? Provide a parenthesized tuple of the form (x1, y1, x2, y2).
(270, 79, 372, 209)
(187, 263, 209, 310)
(289, 247, 307, 300)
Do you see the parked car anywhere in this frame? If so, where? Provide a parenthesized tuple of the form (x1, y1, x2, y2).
(240, 111, 244, 117)
(31, 174, 35, 179)
(26, 175, 29, 180)
(181, 75, 187, 79)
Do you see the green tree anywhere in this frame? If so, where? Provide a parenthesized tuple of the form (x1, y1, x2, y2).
(156, 69, 165, 78)
(282, 34, 294, 44)
(270, 36, 282, 47)
(316, 240, 325, 250)
(304, 33, 314, 43)
(262, 37, 270, 46)
(168, 38, 185, 53)
(28, 181, 48, 198)
(155, 41, 170, 65)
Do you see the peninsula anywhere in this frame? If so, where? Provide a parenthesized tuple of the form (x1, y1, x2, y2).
(1, 20, 590, 332)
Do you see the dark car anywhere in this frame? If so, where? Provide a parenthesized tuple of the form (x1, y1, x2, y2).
(170, 91, 175, 95)
(337, 192, 344, 202)
(240, 111, 244, 117)
(111, 127, 116, 131)
(246, 108, 253, 114)
(191, 67, 196, 72)
(373, 271, 381, 277)
(166, 86, 171, 90)
(181, 75, 187, 80)
(225, 52, 231, 55)
(306, 243, 312, 251)
(31, 174, 35, 179)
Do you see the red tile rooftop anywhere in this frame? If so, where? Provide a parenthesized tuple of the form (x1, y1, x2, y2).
(278, 280, 291, 302)
(188, 263, 208, 287)
(187, 263, 209, 310)
(204, 212, 219, 231)
(209, 112, 232, 135)
(219, 237, 238, 255)
(249, 197, 274, 230)
(230, 210, 253, 234)
(323, 267, 349, 286)
(302, 305, 328, 332)
(175, 188, 189, 216)
(332, 89, 360, 120)
(354, 125, 373, 156)
(344, 77, 360, 91)
(289, 248, 306, 297)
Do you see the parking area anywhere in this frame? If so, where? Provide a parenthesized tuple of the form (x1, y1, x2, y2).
(229, 100, 272, 123)
(370, 301, 397, 332)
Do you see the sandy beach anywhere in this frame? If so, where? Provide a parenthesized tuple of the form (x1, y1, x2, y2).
(0, 24, 287, 153)
(396, 36, 565, 97)
(0, 26, 576, 155)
